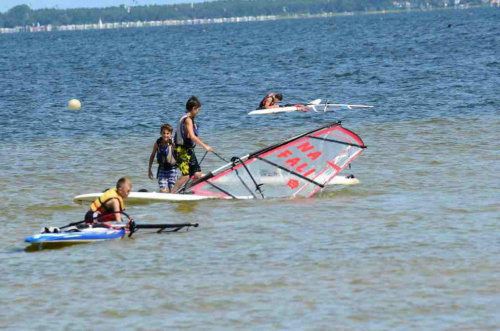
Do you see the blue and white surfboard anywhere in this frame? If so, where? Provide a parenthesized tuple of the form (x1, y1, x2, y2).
(25, 227, 126, 245)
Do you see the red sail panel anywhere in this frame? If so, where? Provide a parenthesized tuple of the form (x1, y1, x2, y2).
(187, 123, 365, 199)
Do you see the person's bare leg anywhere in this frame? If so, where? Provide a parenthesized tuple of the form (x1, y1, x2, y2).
(171, 175, 189, 193)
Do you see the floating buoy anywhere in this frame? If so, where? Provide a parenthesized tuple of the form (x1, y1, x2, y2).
(68, 99, 81, 110)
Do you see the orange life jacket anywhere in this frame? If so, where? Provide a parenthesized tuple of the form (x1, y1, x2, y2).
(90, 188, 125, 221)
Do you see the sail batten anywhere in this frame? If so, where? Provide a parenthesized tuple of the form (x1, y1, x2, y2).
(257, 156, 324, 188)
(206, 181, 237, 199)
(306, 135, 367, 148)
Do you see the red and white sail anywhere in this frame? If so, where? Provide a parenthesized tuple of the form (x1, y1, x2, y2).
(185, 122, 366, 199)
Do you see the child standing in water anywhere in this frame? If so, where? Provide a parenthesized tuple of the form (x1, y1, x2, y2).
(171, 96, 212, 193)
(148, 124, 178, 193)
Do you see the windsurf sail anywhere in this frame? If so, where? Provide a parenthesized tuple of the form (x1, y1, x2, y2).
(184, 122, 366, 199)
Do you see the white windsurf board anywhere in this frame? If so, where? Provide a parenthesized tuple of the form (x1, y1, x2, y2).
(73, 176, 359, 205)
(248, 99, 373, 115)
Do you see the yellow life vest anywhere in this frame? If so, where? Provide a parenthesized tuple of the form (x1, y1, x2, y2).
(91, 188, 125, 214)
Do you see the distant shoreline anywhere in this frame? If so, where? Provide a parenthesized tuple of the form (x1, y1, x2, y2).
(0, 5, 492, 34)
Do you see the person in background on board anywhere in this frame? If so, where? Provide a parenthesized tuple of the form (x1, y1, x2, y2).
(257, 93, 283, 109)
(171, 96, 212, 193)
(85, 178, 132, 224)
(148, 124, 178, 193)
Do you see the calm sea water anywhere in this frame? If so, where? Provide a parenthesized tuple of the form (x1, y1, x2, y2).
(1, 7, 499, 329)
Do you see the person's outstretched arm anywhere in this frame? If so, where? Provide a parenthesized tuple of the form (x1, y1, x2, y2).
(148, 142, 158, 179)
(186, 118, 212, 152)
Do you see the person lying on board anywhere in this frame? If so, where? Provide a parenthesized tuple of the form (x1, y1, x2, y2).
(148, 123, 178, 193)
(257, 93, 283, 109)
(171, 96, 212, 193)
(85, 178, 132, 224)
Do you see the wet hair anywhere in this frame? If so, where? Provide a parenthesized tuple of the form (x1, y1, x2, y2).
(186, 96, 201, 112)
(116, 177, 131, 190)
(275, 94, 283, 101)
(160, 123, 173, 133)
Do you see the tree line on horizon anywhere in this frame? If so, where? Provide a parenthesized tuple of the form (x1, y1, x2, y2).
(0, 0, 485, 28)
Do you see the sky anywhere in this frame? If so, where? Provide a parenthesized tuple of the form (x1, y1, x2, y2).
(1, 0, 209, 12)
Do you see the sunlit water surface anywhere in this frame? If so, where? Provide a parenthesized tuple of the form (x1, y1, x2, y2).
(1, 8, 499, 329)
